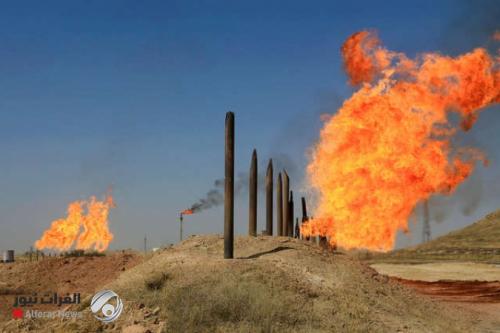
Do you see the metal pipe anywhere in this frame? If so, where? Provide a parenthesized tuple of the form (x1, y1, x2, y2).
(224, 112, 235, 259)
(265, 159, 273, 236)
(179, 214, 184, 242)
(301, 196, 309, 240)
(319, 236, 328, 248)
(301, 197, 307, 222)
(422, 200, 431, 242)
(282, 170, 289, 237)
(276, 172, 283, 236)
(288, 190, 294, 237)
(248, 149, 257, 236)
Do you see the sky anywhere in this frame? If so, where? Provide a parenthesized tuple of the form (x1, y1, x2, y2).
(0, 0, 498, 252)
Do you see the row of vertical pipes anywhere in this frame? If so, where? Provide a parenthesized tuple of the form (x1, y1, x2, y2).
(224, 112, 323, 259)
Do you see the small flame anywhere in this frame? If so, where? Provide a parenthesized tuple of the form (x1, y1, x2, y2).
(181, 209, 194, 215)
(302, 30, 499, 252)
(35, 193, 115, 252)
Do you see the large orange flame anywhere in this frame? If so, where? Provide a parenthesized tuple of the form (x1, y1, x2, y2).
(35, 193, 115, 252)
(302, 31, 499, 251)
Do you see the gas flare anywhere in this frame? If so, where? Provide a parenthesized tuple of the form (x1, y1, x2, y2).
(302, 30, 499, 251)
(35, 193, 115, 252)
(181, 209, 194, 215)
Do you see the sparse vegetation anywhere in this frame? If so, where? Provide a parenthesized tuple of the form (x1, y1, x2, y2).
(144, 271, 170, 291)
(107, 235, 480, 333)
(163, 275, 313, 332)
(119, 265, 318, 332)
(3, 235, 496, 332)
(62, 249, 106, 257)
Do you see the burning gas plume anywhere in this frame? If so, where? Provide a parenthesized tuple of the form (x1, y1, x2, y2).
(302, 30, 499, 251)
(35, 193, 115, 252)
(181, 209, 194, 216)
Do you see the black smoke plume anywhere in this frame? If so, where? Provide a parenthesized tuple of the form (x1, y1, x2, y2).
(184, 153, 298, 213)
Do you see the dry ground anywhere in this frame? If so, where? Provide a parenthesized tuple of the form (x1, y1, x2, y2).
(365, 210, 500, 332)
(1, 235, 497, 333)
(371, 262, 500, 282)
(0, 250, 142, 322)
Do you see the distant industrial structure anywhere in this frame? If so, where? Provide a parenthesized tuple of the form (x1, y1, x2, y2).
(422, 200, 431, 243)
(2, 250, 14, 263)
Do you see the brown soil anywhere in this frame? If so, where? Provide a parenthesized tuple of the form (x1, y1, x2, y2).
(391, 278, 500, 303)
(0, 251, 142, 321)
(2, 236, 499, 332)
(371, 262, 500, 282)
(3, 235, 494, 333)
(390, 278, 500, 332)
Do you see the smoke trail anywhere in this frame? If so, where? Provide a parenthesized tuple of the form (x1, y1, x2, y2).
(184, 153, 298, 213)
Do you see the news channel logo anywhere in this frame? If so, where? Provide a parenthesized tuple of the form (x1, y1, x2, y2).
(90, 290, 123, 323)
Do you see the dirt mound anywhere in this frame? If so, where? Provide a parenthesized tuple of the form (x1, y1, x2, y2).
(0, 251, 142, 321)
(4, 235, 492, 333)
(372, 209, 500, 264)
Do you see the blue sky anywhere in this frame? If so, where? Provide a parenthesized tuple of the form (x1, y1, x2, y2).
(0, 0, 498, 251)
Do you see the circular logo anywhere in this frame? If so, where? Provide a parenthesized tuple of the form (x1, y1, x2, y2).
(90, 290, 123, 323)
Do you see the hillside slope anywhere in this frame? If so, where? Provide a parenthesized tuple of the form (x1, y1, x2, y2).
(3, 235, 491, 333)
(372, 209, 500, 263)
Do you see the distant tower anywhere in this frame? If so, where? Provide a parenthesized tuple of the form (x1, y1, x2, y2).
(180, 213, 184, 242)
(422, 200, 431, 243)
